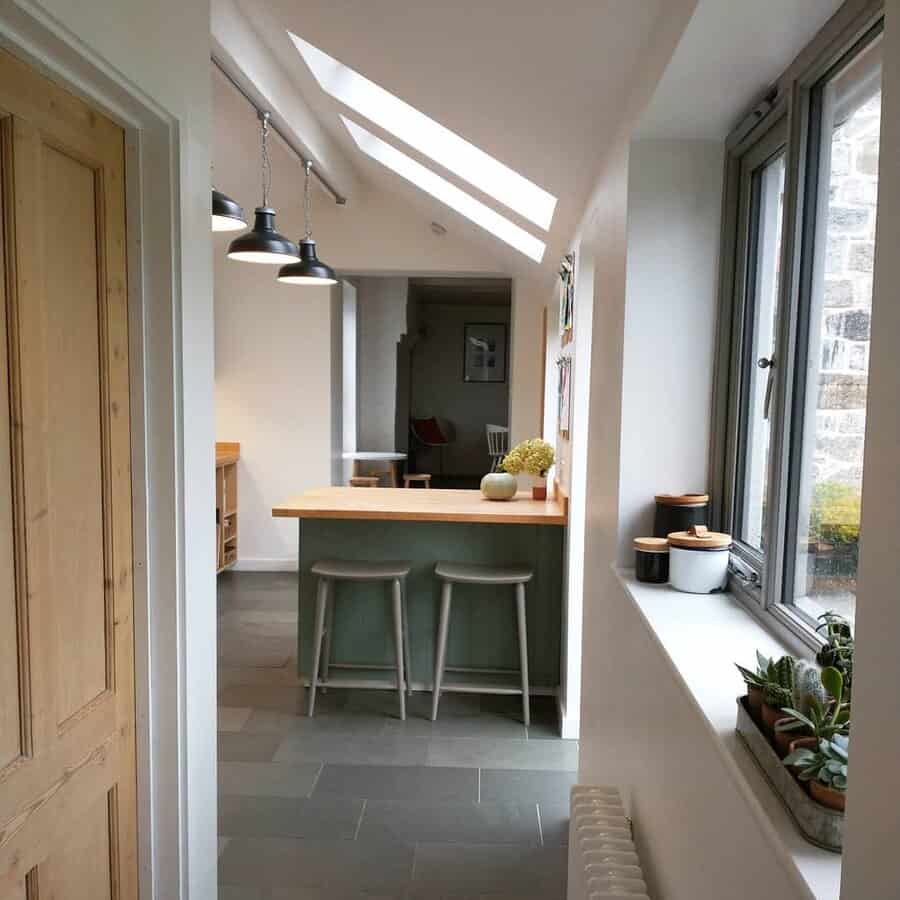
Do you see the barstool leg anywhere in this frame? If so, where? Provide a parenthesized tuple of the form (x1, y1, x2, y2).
(321, 585, 334, 692)
(515, 582, 530, 727)
(401, 577, 412, 696)
(391, 578, 407, 720)
(308, 578, 328, 717)
(432, 580, 452, 721)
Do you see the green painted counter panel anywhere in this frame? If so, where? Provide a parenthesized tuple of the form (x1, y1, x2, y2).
(297, 518, 564, 688)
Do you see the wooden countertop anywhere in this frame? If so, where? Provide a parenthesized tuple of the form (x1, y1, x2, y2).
(272, 487, 567, 525)
(216, 441, 240, 467)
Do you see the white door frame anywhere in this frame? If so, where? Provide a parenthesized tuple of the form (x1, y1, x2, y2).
(0, 3, 193, 898)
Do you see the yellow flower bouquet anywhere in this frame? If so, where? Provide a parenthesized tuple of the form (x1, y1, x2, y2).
(502, 439, 555, 499)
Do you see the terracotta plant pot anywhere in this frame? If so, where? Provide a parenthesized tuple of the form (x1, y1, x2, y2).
(788, 736, 818, 756)
(785, 737, 818, 789)
(746, 685, 764, 719)
(809, 779, 846, 812)
(773, 719, 798, 759)
(532, 478, 547, 501)
(761, 702, 783, 738)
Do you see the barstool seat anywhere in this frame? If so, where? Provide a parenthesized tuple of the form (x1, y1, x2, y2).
(434, 561, 533, 585)
(308, 558, 413, 720)
(311, 559, 411, 580)
(349, 476, 381, 487)
(432, 561, 534, 726)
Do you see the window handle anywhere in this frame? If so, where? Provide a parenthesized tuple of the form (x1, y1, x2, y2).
(758, 355, 776, 420)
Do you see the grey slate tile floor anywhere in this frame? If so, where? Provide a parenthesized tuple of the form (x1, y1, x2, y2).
(217, 572, 578, 900)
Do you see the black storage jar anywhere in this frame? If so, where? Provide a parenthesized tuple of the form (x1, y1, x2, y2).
(634, 537, 669, 584)
(653, 493, 709, 539)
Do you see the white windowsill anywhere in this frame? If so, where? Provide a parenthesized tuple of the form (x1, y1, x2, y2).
(614, 568, 842, 900)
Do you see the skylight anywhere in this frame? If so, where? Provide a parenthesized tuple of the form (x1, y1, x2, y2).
(342, 117, 546, 263)
(289, 33, 557, 231)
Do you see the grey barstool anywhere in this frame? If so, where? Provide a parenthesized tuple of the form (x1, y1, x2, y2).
(308, 559, 412, 719)
(431, 561, 534, 726)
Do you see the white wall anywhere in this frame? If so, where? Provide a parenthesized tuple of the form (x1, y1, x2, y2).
(340, 280, 358, 484)
(840, 1, 900, 895)
(617, 140, 723, 563)
(581, 571, 817, 900)
(214, 250, 334, 567)
(356, 276, 408, 452)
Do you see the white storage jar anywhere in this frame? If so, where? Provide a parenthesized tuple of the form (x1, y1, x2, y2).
(667, 526, 732, 593)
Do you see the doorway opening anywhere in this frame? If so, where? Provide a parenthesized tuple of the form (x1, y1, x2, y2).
(342, 275, 512, 489)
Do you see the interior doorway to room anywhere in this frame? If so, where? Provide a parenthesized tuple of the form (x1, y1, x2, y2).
(345, 276, 512, 489)
(0, 47, 139, 895)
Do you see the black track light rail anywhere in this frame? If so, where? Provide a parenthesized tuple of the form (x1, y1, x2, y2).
(212, 54, 347, 206)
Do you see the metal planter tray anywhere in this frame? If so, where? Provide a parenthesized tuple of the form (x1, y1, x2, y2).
(735, 696, 843, 852)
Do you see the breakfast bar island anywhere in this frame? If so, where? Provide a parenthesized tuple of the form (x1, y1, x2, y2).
(272, 487, 567, 703)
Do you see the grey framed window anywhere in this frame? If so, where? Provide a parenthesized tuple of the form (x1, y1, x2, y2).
(712, 2, 883, 646)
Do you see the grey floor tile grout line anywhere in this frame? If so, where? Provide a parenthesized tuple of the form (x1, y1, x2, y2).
(535, 802, 544, 847)
(477, 767, 481, 803)
(352, 798, 367, 840)
(410, 841, 418, 882)
(308, 761, 325, 796)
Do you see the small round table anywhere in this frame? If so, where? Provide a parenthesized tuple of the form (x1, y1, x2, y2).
(342, 451, 408, 487)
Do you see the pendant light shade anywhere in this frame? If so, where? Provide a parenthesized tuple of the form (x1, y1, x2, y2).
(211, 188, 247, 232)
(228, 207, 300, 264)
(227, 110, 300, 264)
(277, 239, 337, 284)
(277, 160, 337, 285)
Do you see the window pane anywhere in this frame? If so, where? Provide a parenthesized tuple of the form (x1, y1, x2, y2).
(791, 38, 881, 623)
(738, 153, 785, 552)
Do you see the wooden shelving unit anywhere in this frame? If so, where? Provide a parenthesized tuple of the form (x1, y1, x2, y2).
(216, 441, 240, 573)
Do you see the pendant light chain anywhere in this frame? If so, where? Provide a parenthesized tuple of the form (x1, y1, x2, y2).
(304, 160, 313, 240)
(259, 110, 272, 208)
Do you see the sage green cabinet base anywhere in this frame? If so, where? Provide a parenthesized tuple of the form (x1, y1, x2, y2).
(296, 519, 564, 691)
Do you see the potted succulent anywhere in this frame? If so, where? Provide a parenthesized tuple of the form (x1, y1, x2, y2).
(501, 439, 555, 500)
(775, 665, 850, 759)
(776, 666, 849, 745)
(758, 655, 796, 736)
(783, 735, 849, 812)
(734, 650, 773, 720)
(771, 660, 826, 758)
(816, 611, 854, 699)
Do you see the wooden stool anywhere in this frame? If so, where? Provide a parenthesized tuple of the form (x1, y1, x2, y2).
(308, 558, 413, 719)
(431, 561, 533, 726)
(349, 476, 380, 487)
(403, 473, 432, 489)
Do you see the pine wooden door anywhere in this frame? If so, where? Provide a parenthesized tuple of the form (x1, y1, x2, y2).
(0, 47, 138, 899)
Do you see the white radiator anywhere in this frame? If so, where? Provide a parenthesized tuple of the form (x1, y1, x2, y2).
(567, 785, 650, 899)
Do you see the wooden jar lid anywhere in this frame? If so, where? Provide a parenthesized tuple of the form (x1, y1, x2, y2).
(667, 525, 731, 550)
(655, 492, 710, 507)
(634, 537, 669, 553)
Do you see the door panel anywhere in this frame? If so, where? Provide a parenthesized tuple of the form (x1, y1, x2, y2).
(42, 142, 110, 726)
(0, 47, 137, 900)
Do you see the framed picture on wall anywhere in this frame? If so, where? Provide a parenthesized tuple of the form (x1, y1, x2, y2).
(463, 322, 507, 383)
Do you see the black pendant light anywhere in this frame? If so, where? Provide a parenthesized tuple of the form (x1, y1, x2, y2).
(277, 161, 337, 285)
(211, 188, 247, 232)
(228, 111, 300, 264)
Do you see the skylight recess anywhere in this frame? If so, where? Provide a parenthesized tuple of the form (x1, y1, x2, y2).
(342, 117, 546, 263)
(289, 32, 557, 231)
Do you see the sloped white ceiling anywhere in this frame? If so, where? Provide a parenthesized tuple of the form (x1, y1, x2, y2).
(223, 0, 698, 279)
(637, 0, 844, 139)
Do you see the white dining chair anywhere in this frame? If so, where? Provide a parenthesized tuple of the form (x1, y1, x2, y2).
(486, 424, 509, 472)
